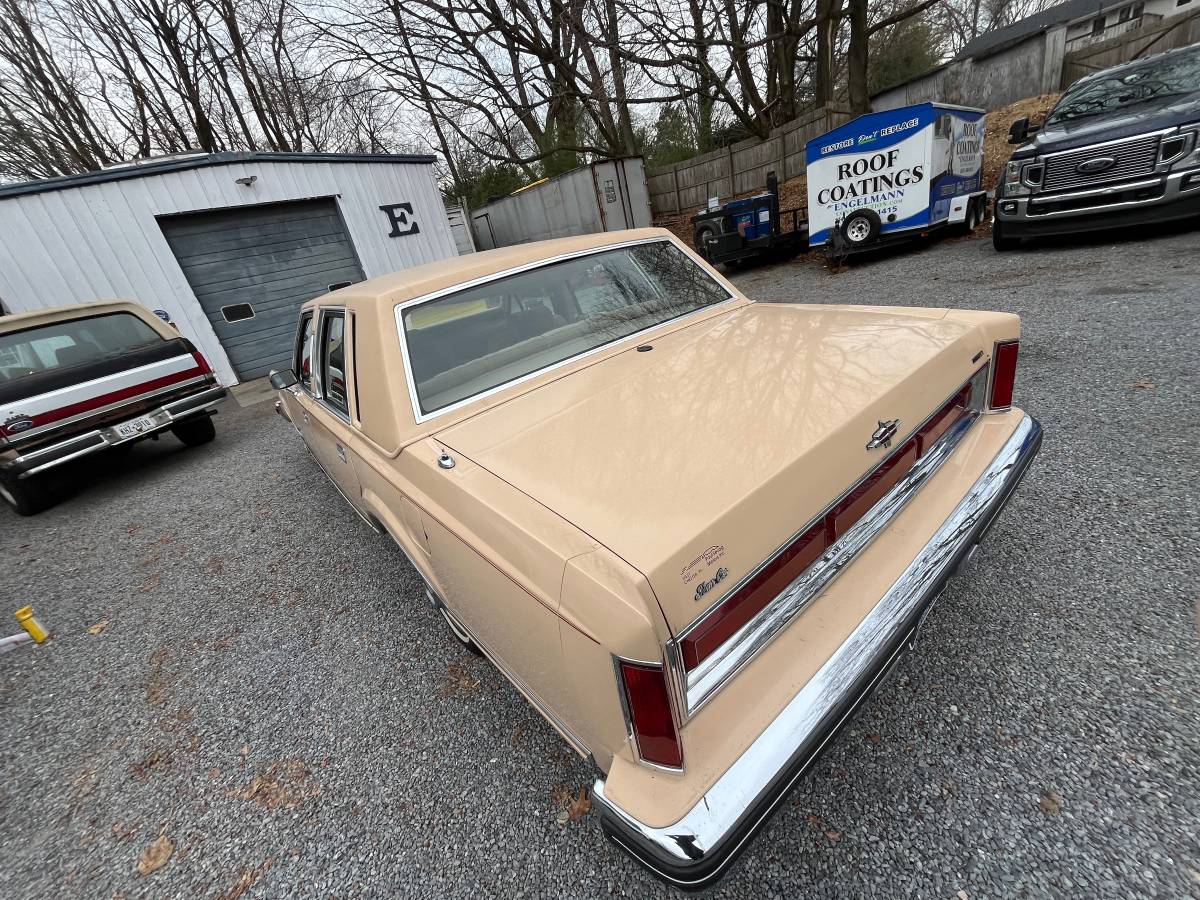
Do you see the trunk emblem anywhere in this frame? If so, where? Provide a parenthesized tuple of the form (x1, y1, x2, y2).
(694, 567, 729, 603)
(1076, 156, 1116, 175)
(866, 419, 900, 450)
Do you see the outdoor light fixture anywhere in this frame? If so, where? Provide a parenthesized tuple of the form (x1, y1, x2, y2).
(235, 175, 257, 186)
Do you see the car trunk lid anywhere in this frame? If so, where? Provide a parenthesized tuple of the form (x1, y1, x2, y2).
(433, 303, 993, 635)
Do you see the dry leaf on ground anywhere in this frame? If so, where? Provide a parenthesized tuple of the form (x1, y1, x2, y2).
(137, 834, 174, 875)
(824, 829, 841, 842)
(1039, 789, 1064, 814)
(88, 619, 108, 635)
(1129, 378, 1156, 390)
(568, 787, 592, 822)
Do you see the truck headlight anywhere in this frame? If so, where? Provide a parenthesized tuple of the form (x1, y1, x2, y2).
(1167, 128, 1200, 170)
(1004, 160, 1032, 196)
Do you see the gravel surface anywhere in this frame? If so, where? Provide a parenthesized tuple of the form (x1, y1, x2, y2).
(2, 224, 1198, 899)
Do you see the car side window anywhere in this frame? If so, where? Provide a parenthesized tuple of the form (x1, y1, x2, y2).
(296, 313, 315, 394)
(320, 311, 349, 417)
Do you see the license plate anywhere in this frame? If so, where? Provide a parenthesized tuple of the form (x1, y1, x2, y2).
(114, 416, 155, 440)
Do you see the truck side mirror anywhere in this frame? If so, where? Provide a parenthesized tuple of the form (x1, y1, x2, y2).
(1008, 117, 1040, 144)
(269, 368, 298, 390)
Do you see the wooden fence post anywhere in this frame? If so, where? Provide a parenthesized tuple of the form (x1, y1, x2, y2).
(672, 166, 681, 215)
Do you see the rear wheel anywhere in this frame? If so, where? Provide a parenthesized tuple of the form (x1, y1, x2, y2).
(171, 415, 216, 447)
(963, 200, 979, 234)
(0, 474, 54, 517)
(693, 222, 719, 258)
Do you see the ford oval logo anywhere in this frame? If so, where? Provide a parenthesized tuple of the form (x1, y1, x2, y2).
(1076, 156, 1116, 175)
(4, 417, 34, 434)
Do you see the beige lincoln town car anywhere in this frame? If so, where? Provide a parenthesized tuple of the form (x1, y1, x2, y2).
(269, 228, 1041, 888)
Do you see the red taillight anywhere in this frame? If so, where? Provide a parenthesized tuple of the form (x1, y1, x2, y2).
(990, 340, 1019, 409)
(192, 350, 213, 376)
(680, 521, 826, 670)
(619, 661, 683, 769)
(916, 384, 971, 458)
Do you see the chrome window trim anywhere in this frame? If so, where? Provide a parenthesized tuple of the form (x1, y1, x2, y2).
(667, 368, 989, 721)
(294, 310, 317, 399)
(392, 237, 738, 425)
(314, 306, 352, 425)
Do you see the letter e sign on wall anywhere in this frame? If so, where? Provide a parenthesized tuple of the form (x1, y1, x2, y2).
(380, 202, 420, 237)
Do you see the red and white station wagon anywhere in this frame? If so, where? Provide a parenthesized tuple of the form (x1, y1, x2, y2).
(0, 300, 226, 515)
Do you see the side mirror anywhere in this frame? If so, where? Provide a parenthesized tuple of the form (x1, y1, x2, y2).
(1008, 117, 1041, 145)
(269, 368, 298, 390)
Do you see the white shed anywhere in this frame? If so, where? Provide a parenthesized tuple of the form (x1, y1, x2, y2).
(0, 152, 458, 385)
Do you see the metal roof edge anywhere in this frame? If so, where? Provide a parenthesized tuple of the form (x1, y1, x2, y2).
(0, 151, 439, 201)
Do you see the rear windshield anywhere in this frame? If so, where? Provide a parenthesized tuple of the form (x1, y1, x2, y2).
(0, 313, 162, 383)
(401, 241, 732, 415)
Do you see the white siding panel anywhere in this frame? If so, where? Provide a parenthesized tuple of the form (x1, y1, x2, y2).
(0, 159, 454, 384)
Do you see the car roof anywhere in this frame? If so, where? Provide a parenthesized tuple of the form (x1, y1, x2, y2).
(0, 299, 154, 335)
(308, 227, 677, 311)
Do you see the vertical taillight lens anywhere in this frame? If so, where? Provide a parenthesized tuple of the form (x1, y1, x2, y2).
(193, 351, 213, 376)
(990, 340, 1019, 409)
(619, 661, 683, 769)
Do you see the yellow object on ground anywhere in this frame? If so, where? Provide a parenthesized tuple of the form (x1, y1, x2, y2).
(14, 606, 48, 643)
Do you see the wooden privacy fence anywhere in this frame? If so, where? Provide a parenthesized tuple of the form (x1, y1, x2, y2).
(1061, 9, 1200, 89)
(646, 105, 851, 217)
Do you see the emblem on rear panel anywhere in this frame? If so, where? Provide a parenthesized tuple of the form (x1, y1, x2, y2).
(694, 567, 729, 603)
(866, 418, 900, 450)
(3, 415, 34, 435)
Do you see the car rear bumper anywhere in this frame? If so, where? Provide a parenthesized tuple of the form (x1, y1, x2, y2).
(1, 385, 227, 479)
(591, 413, 1042, 890)
(995, 168, 1200, 238)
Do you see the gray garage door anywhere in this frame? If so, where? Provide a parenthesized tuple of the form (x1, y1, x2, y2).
(160, 199, 364, 380)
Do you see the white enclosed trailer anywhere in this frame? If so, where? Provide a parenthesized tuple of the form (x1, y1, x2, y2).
(805, 103, 987, 252)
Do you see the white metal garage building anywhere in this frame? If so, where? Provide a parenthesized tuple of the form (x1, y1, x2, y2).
(0, 152, 458, 385)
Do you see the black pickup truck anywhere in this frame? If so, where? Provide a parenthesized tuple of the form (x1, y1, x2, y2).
(993, 42, 1200, 250)
(0, 300, 227, 515)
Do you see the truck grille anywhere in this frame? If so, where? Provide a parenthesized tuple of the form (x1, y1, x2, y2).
(1041, 133, 1161, 193)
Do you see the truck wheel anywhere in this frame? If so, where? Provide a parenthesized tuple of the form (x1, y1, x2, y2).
(693, 222, 719, 258)
(841, 210, 881, 247)
(171, 415, 216, 447)
(0, 474, 54, 516)
(992, 218, 1020, 252)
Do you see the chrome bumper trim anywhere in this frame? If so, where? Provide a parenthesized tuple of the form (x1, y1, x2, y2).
(670, 407, 981, 720)
(593, 414, 1042, 890)
(1002, 167, 1200, 220)
(5, 385, 227, 478)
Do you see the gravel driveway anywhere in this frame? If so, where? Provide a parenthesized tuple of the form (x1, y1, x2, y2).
(2, 225, 1197, 899)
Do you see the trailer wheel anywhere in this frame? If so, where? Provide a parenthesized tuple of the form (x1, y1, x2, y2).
(841, 210, 880, 247)
(693, 222, 719, 258)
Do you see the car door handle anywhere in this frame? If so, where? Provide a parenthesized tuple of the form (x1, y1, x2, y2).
(336, 444, 347, 463)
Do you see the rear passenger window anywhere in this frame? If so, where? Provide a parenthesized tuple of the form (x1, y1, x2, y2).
(296, 313, 315, 394)
(320, 312, 349, 416)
